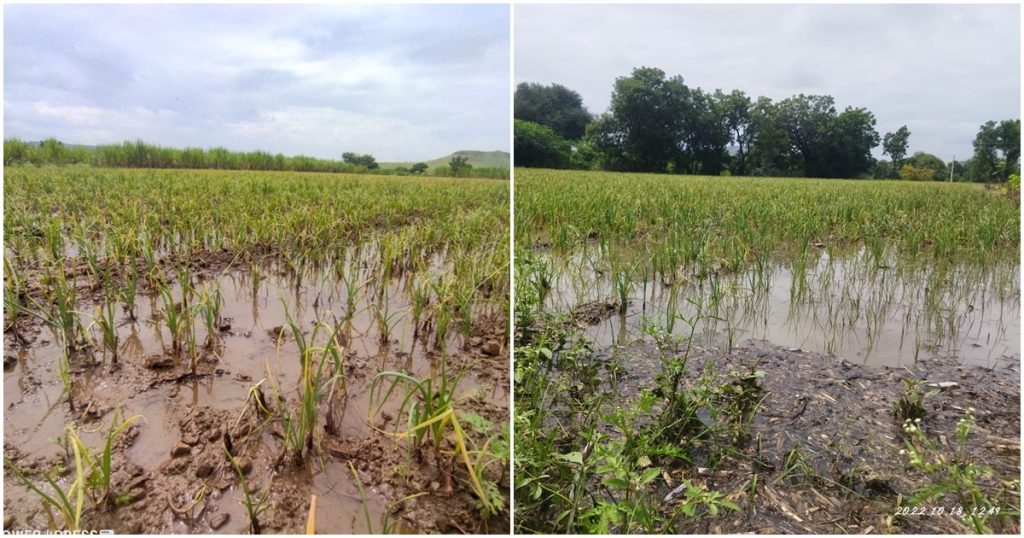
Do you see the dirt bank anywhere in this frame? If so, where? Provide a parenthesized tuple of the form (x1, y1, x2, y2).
(607, 339, 1020, 533)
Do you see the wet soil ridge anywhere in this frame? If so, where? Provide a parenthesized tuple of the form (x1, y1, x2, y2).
(3, 167, 510, 534)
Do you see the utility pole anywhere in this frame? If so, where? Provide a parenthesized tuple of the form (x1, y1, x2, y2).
(949, 155, 955, 182)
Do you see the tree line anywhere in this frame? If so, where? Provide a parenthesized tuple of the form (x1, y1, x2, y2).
(515, 67, 1020, 182)
(3, 138, 505, 179)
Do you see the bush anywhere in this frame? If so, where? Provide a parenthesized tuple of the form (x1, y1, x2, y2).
(900, 164, 936, 181)
(514, 119, 572, 168)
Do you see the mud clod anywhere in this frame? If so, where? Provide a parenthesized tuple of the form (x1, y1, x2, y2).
(125, 475, 149, 490)
(571, 300, 618, 324)
(144, 355, 174, 370)
(125, 487, 147, 504)
(170, 443, 191, 458)
(235, 456, 253, 475)
(482, 340, 501, 356)
(210, 512, 230, 530)
(195, 462, 214, 478)
(267, 326, 287, 341)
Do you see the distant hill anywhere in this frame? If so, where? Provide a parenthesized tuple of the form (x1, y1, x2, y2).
(382, 150, 509, 170)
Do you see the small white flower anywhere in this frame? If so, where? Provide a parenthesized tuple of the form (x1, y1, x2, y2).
(914, 418, 922, 423)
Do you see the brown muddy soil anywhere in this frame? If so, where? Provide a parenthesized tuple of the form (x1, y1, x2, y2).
(3, 258, 509, 534)
(606, 339, 1020, 534)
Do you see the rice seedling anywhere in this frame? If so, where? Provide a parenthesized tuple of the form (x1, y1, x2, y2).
(4, 450, 86, 531)
(409, 271, 432, 339)
(75, 234, 105, 292)
(18, 270, 86, 359)
(4, 411, 142, 530)
(196, 282, 224, 350)
(369, 358, 501, 518)
(336, 254, 366, 324)
(119, 266, 139, 322)
(266, 305, 345, 462)
(3, 257, 29, 344)
(372, 289, 405, 346)
(66, 411, 144, 508)
(92, 291, 119, 362)
(227, 448, 270, 534)
(157, 282, 183, 355)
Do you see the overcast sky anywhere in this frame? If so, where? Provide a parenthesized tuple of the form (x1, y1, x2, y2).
(4, 4, 509, 162)
(516, 4, 1020, 162)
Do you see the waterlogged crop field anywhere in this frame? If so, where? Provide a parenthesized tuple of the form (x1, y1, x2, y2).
(514, 169, 1020, 533)
(3, 167, 510, 533)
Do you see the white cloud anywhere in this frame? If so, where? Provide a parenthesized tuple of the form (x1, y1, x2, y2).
(31, 102, 106, 126)
(4, 4, 509, 161)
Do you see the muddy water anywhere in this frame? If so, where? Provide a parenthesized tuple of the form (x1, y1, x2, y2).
(4, 260, 507, 533)
(543, 247, 1019, 369)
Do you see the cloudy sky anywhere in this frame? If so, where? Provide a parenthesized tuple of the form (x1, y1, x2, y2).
(516, 4, 1020, 162)
(4, 4, 509, 161)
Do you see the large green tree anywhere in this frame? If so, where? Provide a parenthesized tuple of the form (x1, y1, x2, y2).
(716, 89, 754, 176)
(342, 152, 379, 169)
(586, 67, 737, 174)
(882, 125, 911, 178)
(574, 68, 891, 179)
(514, 83, 593, 140)
(774, 94, 837, 177)
(746, 97, 797, 176)
(604, 67, 692, 172)
(770, 94, 879, 178)
(828, 106, 881, 178)
(677, 88, 731, 175)
(971, 119, 1021, 182)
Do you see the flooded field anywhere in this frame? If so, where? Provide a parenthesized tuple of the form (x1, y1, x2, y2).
(513, 169, 1020, 534)
(3, 167, 510, 533)
(540, 244, 1019, 369)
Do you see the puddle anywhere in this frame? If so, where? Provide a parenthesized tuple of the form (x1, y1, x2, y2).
(3, 257, 508, 533)
(541, 245, 1019, 369)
